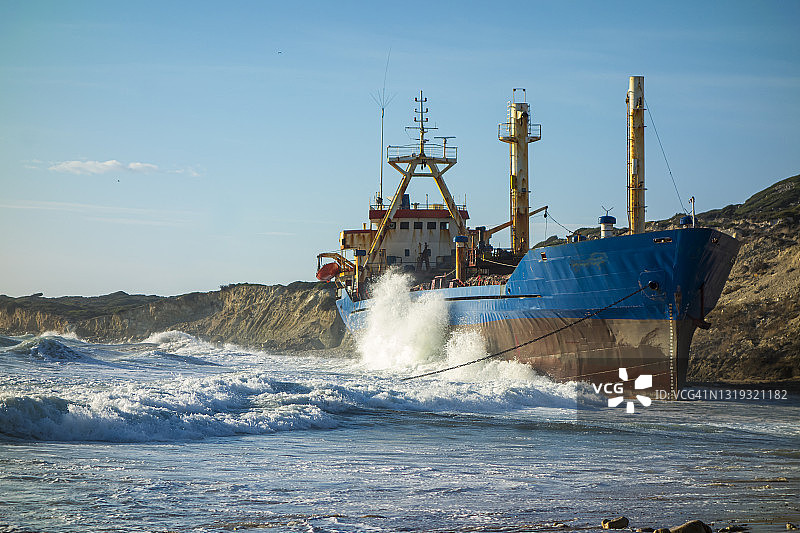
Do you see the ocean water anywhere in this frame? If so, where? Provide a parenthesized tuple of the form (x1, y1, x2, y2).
(1, 277, 799, 532)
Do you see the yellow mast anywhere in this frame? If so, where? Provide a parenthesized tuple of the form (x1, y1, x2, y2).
(499, 88, 541, 257)
(627, 76, 645, 234)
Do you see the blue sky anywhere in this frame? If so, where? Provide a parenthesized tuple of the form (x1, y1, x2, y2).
(1, 1, 798, 297)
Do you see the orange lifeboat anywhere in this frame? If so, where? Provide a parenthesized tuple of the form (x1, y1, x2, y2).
(316, 262, 341, 282)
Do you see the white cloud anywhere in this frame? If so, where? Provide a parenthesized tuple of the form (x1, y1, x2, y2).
(49, 159, 123, 174)
(22, 159, 44, 170)
(44, 159, 205, 177)
(168, 167, 202, 177)
(48, 159, 159, 175)
(127, 162, 159, 172)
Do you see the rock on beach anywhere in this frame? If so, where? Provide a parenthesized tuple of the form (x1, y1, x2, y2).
(669, 520, 713, 533)
(602, 517, 630, 529)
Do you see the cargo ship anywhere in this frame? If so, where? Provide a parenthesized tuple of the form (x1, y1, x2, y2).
(316, 77, 740, 394)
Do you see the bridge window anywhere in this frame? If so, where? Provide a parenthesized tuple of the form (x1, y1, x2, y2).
(414, 221, 423, 229)
(440, 221, 449, 230)
(427, 221, 437, 230)
(400, 221, 409, 229)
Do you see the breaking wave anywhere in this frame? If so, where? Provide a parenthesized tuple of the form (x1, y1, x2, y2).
(0, 335, 21, 348)
(3, 336, 107, 364)
(0, 368, 586, 442)
(357, 270, 449, 370)
(0, 372, 346, 442)
(355, 270, 579, 385)
(0, 322, 597, 442)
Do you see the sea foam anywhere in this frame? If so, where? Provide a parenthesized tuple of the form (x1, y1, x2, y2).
(0, 372, 338, 442)
(357, 270, 448, 370)
(356, 270, 567, 384)
(0, 359, 588, 442)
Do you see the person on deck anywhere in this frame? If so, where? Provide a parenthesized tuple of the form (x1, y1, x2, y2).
(422, 242, 431, 271)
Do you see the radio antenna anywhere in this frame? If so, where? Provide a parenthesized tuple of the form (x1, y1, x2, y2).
(371, 49, 396, 207)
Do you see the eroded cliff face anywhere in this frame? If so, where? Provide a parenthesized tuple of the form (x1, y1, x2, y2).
(0, 308, 70, 336)
(177, 282, 346, 350)
(676, 174, 799, 384)
(0, 283, 345, 351)
(687, 218, 800, 383)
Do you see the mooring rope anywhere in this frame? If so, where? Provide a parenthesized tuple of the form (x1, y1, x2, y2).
(544, 210, 573, 236)
(401, 284, 652, 381)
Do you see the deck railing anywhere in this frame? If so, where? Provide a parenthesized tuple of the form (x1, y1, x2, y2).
(498, 122, 542, 142)
(387, 143, 457, 161)
(369, 201, 467, 211)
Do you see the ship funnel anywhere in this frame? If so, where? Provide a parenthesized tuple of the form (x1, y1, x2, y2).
(499, 89, 541, 257)
(627, 76, 645, 234)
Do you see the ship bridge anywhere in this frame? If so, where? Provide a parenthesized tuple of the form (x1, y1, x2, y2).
(324, 91, 473, 296)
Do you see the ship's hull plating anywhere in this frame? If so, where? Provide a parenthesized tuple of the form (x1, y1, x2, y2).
(468, 316, 694, 392)
(337, 228, 740, 393)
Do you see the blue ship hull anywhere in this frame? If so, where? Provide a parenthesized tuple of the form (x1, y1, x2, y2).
(337, 228, 740, 393)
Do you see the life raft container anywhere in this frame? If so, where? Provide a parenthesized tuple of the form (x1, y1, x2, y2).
(316, 262, 341, 282)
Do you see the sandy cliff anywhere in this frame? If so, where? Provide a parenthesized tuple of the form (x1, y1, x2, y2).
(0, 282, 345, 351)
(685, 174, 800, 383)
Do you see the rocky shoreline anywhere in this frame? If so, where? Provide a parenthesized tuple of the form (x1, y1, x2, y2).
(1, 174, 798, 385)
(592, 517, 798, 533)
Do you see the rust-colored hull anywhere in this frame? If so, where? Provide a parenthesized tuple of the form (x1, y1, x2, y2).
(471, 316, 696, 394)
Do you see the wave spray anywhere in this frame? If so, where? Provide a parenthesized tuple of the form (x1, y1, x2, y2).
(357, 270, 448, 370)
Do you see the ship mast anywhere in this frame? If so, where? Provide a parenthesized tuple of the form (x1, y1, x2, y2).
(627, 76, 645, 234)
(366, 91, 465, 268)
(499, 88, 541, 257)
